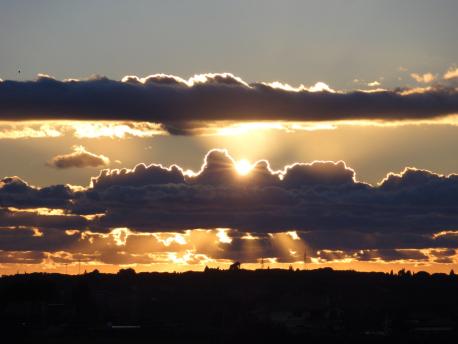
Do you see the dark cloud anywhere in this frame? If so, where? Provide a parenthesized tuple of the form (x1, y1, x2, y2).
(300, 230, 458, 252)
(1, 226, 454, 265)
(309, 248, 433, 263)
(430, 248, 456, 263)
(47, 145, 109, 169)
(0, 250, 45, 264)
(72, 150, 458, 237)
(282, 160, 356, 187)
(0, 226, 79, 252)
(0, 208, 88, 230)
(355, 249, 429, 262)
(430, 248, 456, 258)
(1, 74, 458, 134)
(91, 162, 184, 190)
(0, 176, 75, 208)
(1, 150, 458, 265)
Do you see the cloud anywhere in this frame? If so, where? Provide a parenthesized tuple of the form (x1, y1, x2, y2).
(429, 248, 456, 263)
(353, 249, 429, 262)
(0, 226, 79, 252)
(47, 145, 110, 169)
(74, 150, 458, 248)
(0, 121, 165, 139)
(1, 150, 458, 267)
(0, 207, 88, 230)
(0, 226, 454, 266)
(368, 81, 381, 87)
(3, 149, 458, 235)
(0, 176, 75, 208)
(444, 67, 458, 80)
(1, 73, 458, 135)
(0, 250, 45, 264)
(410, 72, 436, 83)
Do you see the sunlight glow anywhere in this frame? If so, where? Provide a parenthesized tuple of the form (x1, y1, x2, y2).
(2, 115, 458, 140)
(0, 121, 166, 139)
(432, 230, 458, 239)
(7, 207, 67, 216)
(216, 228, 232, 244)
(241, 233, 260, 240)
(153, 232, 188, 246)
(111, 227, 132, 246)
(235, 159, 253, 175)
(287, 231, 300, 240)
(32, 228, 44, 237)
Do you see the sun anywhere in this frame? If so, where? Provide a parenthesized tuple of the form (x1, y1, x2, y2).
(235, 159, 253, 175)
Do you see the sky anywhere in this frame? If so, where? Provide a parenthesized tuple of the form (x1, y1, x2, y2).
(1, 0, 458, 274)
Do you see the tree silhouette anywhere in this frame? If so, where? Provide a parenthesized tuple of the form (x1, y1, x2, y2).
(118, 268, 136, 277)
(229, 261, 241, 271)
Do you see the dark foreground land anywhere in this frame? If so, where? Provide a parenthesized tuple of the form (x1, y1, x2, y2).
(1, 268, 457, 343)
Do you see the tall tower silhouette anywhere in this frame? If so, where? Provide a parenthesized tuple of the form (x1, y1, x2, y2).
(303, 249, 307, 270)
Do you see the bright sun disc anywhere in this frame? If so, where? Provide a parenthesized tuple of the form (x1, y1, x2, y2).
(235, 159, 252, 175)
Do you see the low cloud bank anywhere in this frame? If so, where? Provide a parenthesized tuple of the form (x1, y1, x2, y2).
(1, 150, 457, 266)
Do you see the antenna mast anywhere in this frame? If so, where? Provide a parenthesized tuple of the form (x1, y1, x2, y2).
(303, 249, 307, 270)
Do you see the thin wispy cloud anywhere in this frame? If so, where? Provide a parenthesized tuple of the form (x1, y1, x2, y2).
(410, 72, 436, 84)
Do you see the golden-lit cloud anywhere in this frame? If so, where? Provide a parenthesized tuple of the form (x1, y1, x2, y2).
(1, 226, 455, 275)
(410, 72, 436, 83)
(368, 80, 381, 87)
(3, 116, 458, 141)
(0, 121, 166, 139)
(216, 228, 232, 244)
(0, 122, 63, 139)
(263, 81, 336, 93)
(444, 67, 458, 80)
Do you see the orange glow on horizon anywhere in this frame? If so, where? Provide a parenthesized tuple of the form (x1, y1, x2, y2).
(1, 259, 456, 276)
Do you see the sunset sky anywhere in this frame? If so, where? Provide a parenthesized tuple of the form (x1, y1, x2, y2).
(1, 0, 458, 274)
